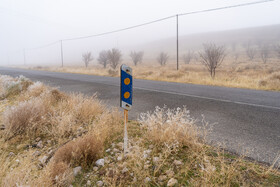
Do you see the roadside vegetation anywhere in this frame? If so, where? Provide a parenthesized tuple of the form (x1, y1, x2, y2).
(0, 75, 279, 186)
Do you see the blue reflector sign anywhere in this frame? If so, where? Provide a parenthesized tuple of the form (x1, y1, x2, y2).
(120, 64, 132, 110)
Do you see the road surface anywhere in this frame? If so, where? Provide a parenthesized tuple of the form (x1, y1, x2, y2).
(0, 67, 279, 166)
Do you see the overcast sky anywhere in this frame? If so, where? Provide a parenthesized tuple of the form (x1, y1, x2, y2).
(0, 0, 280, 65)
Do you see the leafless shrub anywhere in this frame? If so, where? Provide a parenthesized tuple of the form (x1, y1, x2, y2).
(259, 45, 270, 63)
(274, 44, 280, 59)
(108, 48, 122, 70)
(98, 50, 109, 68)
(199, 43, 226, 79)
(157, 52, 168, 66)
(130, 51, 144, 66)
(183, 51, 193, 64)
(82, 52, 93, 68)
(246, 43, 256, 61)
(233, 52, 239, 62)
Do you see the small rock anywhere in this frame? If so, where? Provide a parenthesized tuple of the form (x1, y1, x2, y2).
(113, 148, 119, 153)
(93, 166, 99, 171)
(96, 159, 105, 167)
(36, 137, 41, 142)
(166, 170, 175, 178)
(133, 177, 137, 183)
(158, 175, 167, 181)
(73, 166, 82, 177)
(86, 180, 91, 186)
(143, 154, 148, 159)
(144, 177, 151, 183)
(167, 178, 178, 186)
(96, 181, 103, 187)
(8, 152, 15, 157)
(144, 164, 149, 169)
(105, 148, 111, 153)
(15, 159, 20, 163)
(37, 141, 43, 149)
(32, 151, 41, 157)
(117, 155, 123, 161)
(39, 155, 48, 165)
(173, 160, 183, 166)
(153, 157, 160, 163)
(122, 167, 129, 174)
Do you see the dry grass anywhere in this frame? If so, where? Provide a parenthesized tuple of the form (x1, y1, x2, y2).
(0, 75, 279, 186)
(27, 58, 280, 91)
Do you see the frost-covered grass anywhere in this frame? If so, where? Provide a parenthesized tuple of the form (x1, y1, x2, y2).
(0, 75, 279, 186)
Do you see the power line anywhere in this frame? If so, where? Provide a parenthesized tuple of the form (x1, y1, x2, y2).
(179, 0, 275, 16)
(62, 0, 275, 42)
(26, 41, 59, 50)
(62, 15, 175, 41)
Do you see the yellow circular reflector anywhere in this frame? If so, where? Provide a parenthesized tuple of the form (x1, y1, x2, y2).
(124, 78, 130, 85)
(124, 92, 130, 99)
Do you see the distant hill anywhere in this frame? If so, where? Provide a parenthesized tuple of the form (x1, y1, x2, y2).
(139, 24, 280, 57)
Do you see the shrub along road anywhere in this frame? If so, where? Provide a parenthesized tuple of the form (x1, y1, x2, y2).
(0, 67, 279, 167)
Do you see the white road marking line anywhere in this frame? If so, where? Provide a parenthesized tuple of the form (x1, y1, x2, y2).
(134, 86, 280, 110)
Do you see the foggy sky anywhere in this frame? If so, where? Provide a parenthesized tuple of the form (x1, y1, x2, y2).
(1, 0, 280, 65)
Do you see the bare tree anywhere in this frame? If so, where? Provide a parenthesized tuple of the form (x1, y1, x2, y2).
(107, 48, 122, 69)
(246, 43, 256, 61)
(182, 51, 193, 64)
(199, 43, 226, 79)
(130, 51, 144, 66)
(259, 45, 270, 63)
(275, 44, 280, 59)
(98, 50, 109, 68)
(82, 52, 93, 68)
(233, 52, 239, 62)
(157, 52, 168, 66)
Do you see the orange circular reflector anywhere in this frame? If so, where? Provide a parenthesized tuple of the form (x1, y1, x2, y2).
(124, 92, 130, 99)
(124, 78, 130, 85)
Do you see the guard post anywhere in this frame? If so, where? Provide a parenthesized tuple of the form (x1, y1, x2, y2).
(120, 64, 132, 153)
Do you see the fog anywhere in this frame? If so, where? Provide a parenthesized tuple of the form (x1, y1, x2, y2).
(0, 0, 280, 66)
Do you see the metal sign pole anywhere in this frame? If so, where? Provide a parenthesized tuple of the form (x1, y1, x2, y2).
(120, 64, 132, 154)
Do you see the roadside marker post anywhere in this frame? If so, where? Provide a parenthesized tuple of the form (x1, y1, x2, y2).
(120, 64, 132, 153)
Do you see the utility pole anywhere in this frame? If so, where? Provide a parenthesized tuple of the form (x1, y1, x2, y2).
(23, 49, 26, 66)
(176, 14, 179, 70)
(60, 40, 64, 67)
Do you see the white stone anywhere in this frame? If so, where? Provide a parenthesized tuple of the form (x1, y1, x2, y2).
(153, 157, 160, 163)
(37, 141, 43, 148)
(122, 167, 129, 174)
(113, 148, 119, 153)
(117, 155, 123, 161)
(167, 178, 178, 186)
(144, 177, 151, 183)
(158, 175, 167, 181)
(96, 159, 104, 167)
(96, 181, 103, 187)
(166, 170, 175, 178)
(73, 166, 82, 177)
(8, 152, 15, 157)
(86, 180, 91, 186)
(105, 148, 111, 153)
(39, 155, 48, 164)
(93, 166, 98, 171)
(173, 160, 183, 166)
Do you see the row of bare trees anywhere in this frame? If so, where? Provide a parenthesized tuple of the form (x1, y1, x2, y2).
(82, 49, 145, 69)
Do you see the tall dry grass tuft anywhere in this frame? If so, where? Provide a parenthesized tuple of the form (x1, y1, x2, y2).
(3, 98, 50, 139)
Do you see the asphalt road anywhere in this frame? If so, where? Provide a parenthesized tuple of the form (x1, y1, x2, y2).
(0, 67, 279, 166)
